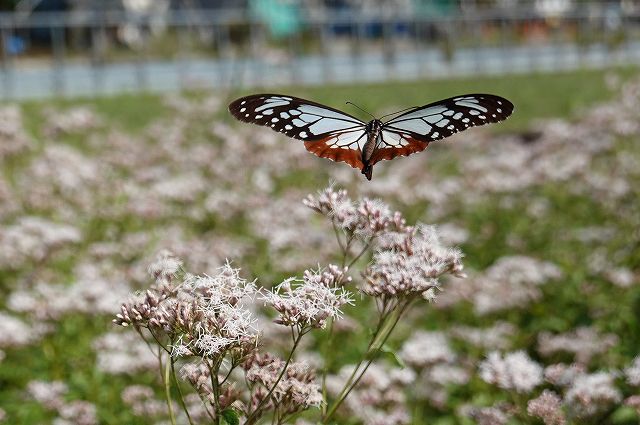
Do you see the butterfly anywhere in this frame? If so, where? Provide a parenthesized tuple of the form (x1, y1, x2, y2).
(229, 93, 514, 180)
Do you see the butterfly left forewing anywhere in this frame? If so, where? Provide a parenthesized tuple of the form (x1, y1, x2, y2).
(229, 94, 368, 170)
(229, 94, 365, 141)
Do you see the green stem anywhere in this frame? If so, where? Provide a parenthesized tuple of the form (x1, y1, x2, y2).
(322, 298, 413, 423)
(162, 349, 177, 425)
(320, 318, 335, 416)
(209, 361, 221, 425)
(171, 359, 195, 425)
(245, 329, 305, 425)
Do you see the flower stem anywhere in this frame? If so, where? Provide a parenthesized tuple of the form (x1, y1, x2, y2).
(162, 349, 177, 425)
(171, 358, 195, 425)
(322, 298, 413, 423)
(245, 329, 305, 425)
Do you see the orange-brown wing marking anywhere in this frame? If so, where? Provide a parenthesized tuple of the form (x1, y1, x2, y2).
(304, 140, 364, 171)
(370, 132, 429, 166)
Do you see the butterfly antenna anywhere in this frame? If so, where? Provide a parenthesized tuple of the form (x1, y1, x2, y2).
(346, 101, 376, 119)
(379, 106, 419, 120)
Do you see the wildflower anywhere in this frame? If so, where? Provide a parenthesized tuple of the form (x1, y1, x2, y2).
(527, 390, 566, 425)
(27, 380, 68, 410)
(479, 351, 543, 393)
(362, 225, 464, 300)
(624, 356, 640, 386)
(263, 266, 353, 329)
(544, 363, 585, 387)
(537, 327, 618, 365)
(564, 372, 622, 418)
(625, 395, 640, 415)
(400, 331, 455, 368)
(462, 405, 511, 425)
(304, 186, 407, 240)
(244, 353, 322, 414)
(121, 385, 168, 417)
(147, 250, 182, 285)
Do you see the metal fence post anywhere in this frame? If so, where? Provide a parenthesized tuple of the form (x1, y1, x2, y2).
(51, 23, 66, 96)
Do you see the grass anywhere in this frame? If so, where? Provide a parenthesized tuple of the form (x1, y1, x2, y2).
(17, 66, 636, 136)
(2, 66, 639, 424)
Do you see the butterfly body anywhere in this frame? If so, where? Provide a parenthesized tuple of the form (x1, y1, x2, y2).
(362, 119, 383, 180)
(229, 93, 513, 180)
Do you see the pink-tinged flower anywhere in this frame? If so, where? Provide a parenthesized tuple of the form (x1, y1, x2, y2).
(461, 404, 511, 425)
(27, 380, 68, 410)
(450, 322, 515, 351)
(624, 356, 640, 386)
(625, 395, 640, 415)
(244, 353, 322, 413)
(400, 331, 454, 367)
(362, 224, 464, 300)
(469, 256, 562, 315)
(479, 351, 543, 393)
(263, 265, 353, 329)
(93, 331, 157, 375)
(537, 327, 618, 365)
(544, 363, 586, 387)
(564, 372, 622, 419)
(527, 390, 566, 425)
(115, 256, 259, 361)
(325, 363, 414, 425)
(121, 385, 168, 417)
(147, 250, 182, 285)
(303, 186, 407, 240)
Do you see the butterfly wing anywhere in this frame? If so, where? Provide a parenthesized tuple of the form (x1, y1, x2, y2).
(229, 94, 368, 170)
(372, 94, 514, 166)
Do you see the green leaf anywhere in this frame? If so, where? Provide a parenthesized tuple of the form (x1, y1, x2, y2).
(366, 344, 406, 369)
(221, 408, 240, 425)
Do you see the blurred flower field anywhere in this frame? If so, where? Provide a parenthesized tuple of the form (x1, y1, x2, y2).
(1, 69, 639, 424)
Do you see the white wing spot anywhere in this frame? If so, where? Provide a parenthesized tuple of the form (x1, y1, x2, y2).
(240, 100, 246, 105)
(436, 119, 449, 128)
(280, 112, 290, 119)
(462, 118, 470, 123)
(256, 114, 263, 119)
(245, 114, 249, 117)
(453, 112, 463, 120)
(492, 114, 496, 118)
(456, 101, 488, 112)
(263, 109, 274, 115)
(285, 124, 293, 130)
(289, 110, 301, 116)
(425, 114, 444, 124)
(271, 118, 279, 123)
(447, 125, 455, 130)
(432, 132, 439, 138)
(292, 118, 305, 127)
(240, 107, 246, 112)
(469, 110, 480, 116)
(497, 100, 503, 105)
(443, 110, 454, 116)
(497, 108, 502, 113)
(300, 131, 308, 138)
(479, 115, 486, 120)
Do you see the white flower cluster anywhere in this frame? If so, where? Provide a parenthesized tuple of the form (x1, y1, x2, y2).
(263, 265, 353, 329)
(479, 351, 543, 393)
(362, 225, 465, 300)
(303, 186, 407, 240)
